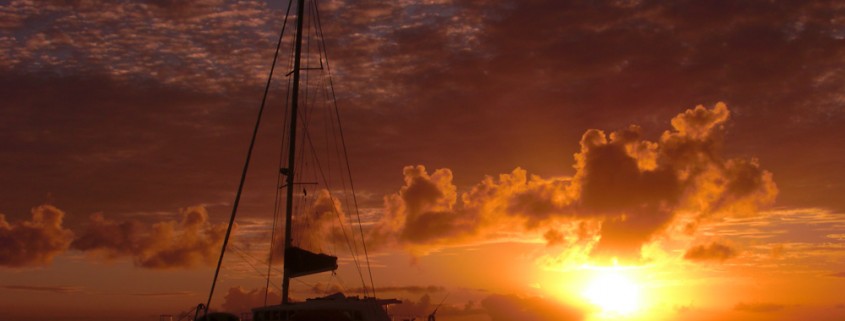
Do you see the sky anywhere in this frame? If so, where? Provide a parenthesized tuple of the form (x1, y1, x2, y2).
(2, 0, 845, 320)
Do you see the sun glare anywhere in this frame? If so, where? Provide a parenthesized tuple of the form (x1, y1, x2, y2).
(582, 268, 642, 317)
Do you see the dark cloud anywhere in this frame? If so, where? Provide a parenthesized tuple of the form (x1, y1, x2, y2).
(734, 302, 786, 313)
(71, 206, 228, 269)
(129, 291, 194, 297)
(481, 294, 584, 321)
(683, 241, 738, 262)
(307, 284, 447, 304)
(316, 0, 844, 212)
(347, 285, 446, 295)
(146, 0, 224, 18)
(0, 71, 258, 222)
(366, 104, 777, 260)
(1, 284, 83, 293)
(310, 282, 344, 296)
(390, 294, 482, 320)
(391, 293, 435, 319)
(0, 0, 278, 92)
(0, 205, 74, 267)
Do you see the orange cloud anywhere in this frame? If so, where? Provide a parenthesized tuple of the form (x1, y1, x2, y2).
(294, 189, 352, 252)
(221, 287, 280, 315)
(367, 165, 573, 255)
(71, 206, 228, 269)
(268, 189, 357, 263)
(0, 205, 74, 267)
(368, 103, 777, 260)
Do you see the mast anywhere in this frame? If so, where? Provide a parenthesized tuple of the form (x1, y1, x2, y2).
(281, 0, 306, 304)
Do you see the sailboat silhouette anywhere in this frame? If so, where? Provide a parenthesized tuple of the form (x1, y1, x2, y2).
(196, 0, 401, 320)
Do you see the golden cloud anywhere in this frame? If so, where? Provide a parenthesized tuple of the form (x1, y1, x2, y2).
(72, 205, 228, 269)
(0, 205, 74, 267)
(370, 103, 777, 260)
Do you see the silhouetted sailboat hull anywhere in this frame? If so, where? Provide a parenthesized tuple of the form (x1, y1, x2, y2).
(252, 293, 400, 321)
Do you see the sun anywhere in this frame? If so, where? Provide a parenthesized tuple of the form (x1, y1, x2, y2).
(582, 268, 642, 316)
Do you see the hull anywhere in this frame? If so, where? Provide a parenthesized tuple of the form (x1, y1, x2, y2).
(252, 293, 401, 321)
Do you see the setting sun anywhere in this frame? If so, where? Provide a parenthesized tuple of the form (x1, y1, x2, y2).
(582, 268, 642, 317)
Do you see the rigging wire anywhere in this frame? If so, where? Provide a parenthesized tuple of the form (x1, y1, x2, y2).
(313, 0, 378, 298)
(230, 245, 283, 293)
(287, 0, 371, 298)
(311, 0, 360, 284)
(300, 113, 369, 295)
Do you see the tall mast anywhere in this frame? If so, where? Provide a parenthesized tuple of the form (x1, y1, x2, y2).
(282, 0, 306, 304)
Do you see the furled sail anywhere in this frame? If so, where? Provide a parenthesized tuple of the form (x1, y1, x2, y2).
(284, 246, 338, 278)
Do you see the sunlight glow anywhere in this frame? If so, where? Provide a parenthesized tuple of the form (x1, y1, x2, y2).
(582, 268, 642, 316)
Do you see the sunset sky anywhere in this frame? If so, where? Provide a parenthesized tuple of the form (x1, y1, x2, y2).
(2, 1, 845, 321)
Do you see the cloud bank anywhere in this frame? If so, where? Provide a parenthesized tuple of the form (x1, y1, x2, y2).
(0, 205, 74, 267)
(684, 241, 738, 262)
(1, 284, 83, 293)
(360, 103, 777, 260)
(1, 104, 779, 266)
(71, 205, 228, 268)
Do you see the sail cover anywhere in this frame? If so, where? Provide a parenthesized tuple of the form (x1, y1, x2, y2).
(285, 246, 338, 278)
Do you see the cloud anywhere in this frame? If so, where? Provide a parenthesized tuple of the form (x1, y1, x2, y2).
(391, 293, 435, 319)
(71, 205, 228, 269)
(391, 294, 483, 320)
(366, 103, 777, 260)
(346, 285, 447, 295)
(734, 302, 786, 313)
(268, 189, 358, 263)
(221, 287, 280, 314)
(310, 282, 344, 295)
(129, 291, 194, 297)
(305, 283, 447, 301)
(1, 284, 83, 293)
(293, 189, 353, 252)
(0, 205, 74, 267)
(481, 294, 584, 321)
(1, 0, 278, 93)
(683, 241, 738, 262)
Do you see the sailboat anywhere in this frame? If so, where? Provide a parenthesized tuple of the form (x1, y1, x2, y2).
(196, 0, 401, 320)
